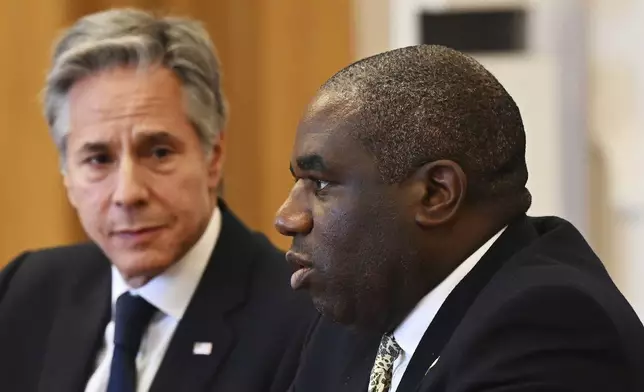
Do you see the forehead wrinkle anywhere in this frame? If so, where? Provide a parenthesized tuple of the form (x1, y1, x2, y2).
(90, 91, 166, 120)
(71, 65, 177, 121)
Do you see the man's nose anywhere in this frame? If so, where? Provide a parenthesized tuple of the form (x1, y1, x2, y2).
(112, 157, 149, 208)
(275, 192, 313, 237)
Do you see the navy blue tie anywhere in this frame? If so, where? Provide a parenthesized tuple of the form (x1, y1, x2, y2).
(107, 292, 157, 392)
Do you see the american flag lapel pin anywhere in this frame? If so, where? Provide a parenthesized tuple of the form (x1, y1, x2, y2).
(193, 342, 213, 355)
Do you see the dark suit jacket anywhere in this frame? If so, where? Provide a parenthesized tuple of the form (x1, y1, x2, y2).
(0, 203, 316, 392)
(291, 216, 644, 392)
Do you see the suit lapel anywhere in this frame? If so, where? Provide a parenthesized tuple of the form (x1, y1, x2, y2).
(398, 215, 538, 392)
(38, 249, 111, 392)
(338, 331, 381, 392)
(150, 204, 256, 392)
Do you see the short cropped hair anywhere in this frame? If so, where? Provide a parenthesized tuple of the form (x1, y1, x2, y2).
(322, 44, 531, 210)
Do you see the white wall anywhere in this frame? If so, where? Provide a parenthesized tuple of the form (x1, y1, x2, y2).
(587, 0, 644, 318)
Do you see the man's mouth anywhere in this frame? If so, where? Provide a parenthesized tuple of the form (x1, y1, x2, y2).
(286, 251, 314, 290)
(111, 225, 166, 244)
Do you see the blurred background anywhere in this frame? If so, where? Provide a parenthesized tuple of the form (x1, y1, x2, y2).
(1, 0, 642, 319)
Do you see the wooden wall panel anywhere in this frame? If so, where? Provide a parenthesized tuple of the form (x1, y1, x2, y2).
(0, 0, 84, 264)
(254, 1, 353, 249)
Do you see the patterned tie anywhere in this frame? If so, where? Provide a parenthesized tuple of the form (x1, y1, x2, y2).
(107, 292, 157, 392)
(368, 334, 402, 392)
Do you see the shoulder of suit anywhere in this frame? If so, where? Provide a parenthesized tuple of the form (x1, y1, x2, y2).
(246, 231, 293, 283)
(250, 231, 284, 259)
(474, 252, 638, 337)
(5, 242, 109, 286)
(486, 253, 613, 309)
(497, 215, 609, 285)
(219, 205, 286, 265)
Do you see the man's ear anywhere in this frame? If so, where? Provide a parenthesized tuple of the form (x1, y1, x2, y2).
(411, 160, 467, 228)
(207, 132, 226, 190)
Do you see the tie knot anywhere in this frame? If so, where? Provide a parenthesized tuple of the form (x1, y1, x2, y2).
(378, 334, 402, 361)
(113, 292, 157, 353)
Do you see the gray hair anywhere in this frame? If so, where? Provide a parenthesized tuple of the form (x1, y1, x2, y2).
(43, 8, 227, 164)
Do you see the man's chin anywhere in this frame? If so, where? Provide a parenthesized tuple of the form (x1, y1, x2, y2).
(313, 293, 392, 334)
(313, 295, 360, 327)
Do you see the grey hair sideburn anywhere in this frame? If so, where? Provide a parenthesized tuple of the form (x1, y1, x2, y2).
(43, 8, 228, 164)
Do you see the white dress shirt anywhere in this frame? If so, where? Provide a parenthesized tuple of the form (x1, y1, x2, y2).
(389, 227, 506, 392)
(85, 207, 222, 392)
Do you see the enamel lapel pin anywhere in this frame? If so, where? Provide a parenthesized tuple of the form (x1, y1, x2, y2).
(193, 342, 213, 355)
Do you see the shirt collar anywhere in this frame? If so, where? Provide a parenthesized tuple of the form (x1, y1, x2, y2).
(111, 207, 222, 320)
(393, 226, 507, 357)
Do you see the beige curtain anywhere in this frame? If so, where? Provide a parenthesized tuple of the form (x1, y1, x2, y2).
(0, 0, 352, 265)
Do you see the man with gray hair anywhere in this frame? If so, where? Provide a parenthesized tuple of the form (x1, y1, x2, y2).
(0, 8, 315, 392)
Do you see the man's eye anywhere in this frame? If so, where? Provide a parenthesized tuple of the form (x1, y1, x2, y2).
(313, 180, 330, 192)
(84, 154, 112, 166)
(151, 146, 174, 159)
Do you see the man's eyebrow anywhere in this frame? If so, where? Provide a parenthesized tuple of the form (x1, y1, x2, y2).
(295, 154, 328, 172)
(74, 131, 182, 154)
(134, 131, 181, 145)
(78, 141, 109, 154)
